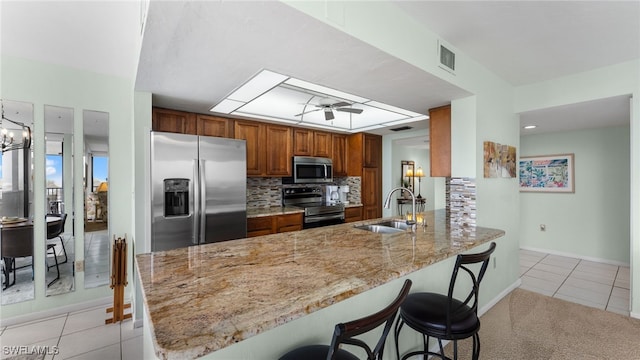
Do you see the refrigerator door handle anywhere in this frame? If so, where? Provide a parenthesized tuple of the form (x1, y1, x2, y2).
(192, 159, 200, 245)
(199, 159, 207, 245)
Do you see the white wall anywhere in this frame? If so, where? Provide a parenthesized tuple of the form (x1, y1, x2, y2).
(520, 126, 630, 264)
(514, 60, 640, 316)
(286, 0, 521, 329)
(1, 55, 134, 321)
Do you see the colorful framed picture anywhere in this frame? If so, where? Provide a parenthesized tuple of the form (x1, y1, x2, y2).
(519, 154, 575, 193)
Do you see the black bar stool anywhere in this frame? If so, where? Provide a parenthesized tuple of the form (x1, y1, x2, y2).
(394, 242, 496, 360)
(279, 279, 412, 360)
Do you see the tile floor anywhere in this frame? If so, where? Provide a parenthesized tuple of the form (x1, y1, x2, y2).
(519, 249, 631, 316)
(1, 248, 631, 359)
(0, 305, 142, 360)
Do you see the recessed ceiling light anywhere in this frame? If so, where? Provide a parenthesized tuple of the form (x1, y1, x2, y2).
(523, 125, 537, 129)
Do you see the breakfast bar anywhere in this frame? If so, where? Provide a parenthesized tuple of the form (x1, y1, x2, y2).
(136, 210, 505, 360)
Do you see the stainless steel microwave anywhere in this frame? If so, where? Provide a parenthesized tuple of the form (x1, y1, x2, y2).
(292, 156, 333, 183)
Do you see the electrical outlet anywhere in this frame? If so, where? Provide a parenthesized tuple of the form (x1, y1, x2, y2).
(540, 224, 546, 231)
(75, 260, 84, 272)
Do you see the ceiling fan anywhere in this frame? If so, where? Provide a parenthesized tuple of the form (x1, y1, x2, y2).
(295, 98, 363, 121)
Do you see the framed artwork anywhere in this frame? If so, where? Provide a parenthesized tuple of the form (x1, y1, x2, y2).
(483, 141, 517, 178)
(519, 154, 574, 193)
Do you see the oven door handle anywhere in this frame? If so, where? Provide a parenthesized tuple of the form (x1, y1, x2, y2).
(304, 213, 345, 224)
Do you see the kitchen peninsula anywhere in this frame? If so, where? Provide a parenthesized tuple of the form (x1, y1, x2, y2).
(136, 210, 505, 360)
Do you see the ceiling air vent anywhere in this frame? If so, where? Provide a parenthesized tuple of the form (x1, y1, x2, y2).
(438, 40, 456, 74)
(390, 126, 413, 132)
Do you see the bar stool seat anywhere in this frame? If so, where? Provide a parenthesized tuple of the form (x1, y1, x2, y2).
(279, 279, 412, 360)
(394, 242, 496, 360)
(400, 293, 478, 336)
(279, 345, 359, 360)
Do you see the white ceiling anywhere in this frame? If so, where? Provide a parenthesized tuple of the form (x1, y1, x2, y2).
(1, 1, 638, 138)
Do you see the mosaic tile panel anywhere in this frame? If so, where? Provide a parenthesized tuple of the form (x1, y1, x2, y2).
(446, 177, 476, 234)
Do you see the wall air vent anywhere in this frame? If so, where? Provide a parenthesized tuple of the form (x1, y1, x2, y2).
(437, 40, 456, 75)
(389, 126, 413, 132)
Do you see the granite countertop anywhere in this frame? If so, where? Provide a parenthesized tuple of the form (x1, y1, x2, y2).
(136, 210, 504, 360)
(246, 206, 303, 218)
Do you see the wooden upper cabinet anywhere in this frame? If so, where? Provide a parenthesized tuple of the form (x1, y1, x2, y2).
(332, 134, 347, 177)
(429, 105, 451, 177)
(293, 128, 312, 156)
(196, 114, 232, 138)
(152, 108, 196, 135)
(264, 124, 292, 176)
(313, 131, 332, 158)
(234, 120, 264, 176)
(363, 134, 382, 168)
(293, 129, 332, 158)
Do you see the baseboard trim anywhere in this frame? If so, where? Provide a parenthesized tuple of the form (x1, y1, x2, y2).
(134, 318, 144, 328)
(479, 278, 522, 317)
(520, 246, 630, 267)
(0, 296, 112, 327)
(631, 311, 640, 320)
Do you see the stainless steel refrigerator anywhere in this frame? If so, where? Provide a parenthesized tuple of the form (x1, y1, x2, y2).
(151, 131, 247, 252)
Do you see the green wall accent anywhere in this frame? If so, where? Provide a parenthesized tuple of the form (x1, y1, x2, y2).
(520, 126, 630, 264)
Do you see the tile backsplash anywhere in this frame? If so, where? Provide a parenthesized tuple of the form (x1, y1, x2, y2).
(445, 177, 477, 232)
(246, 177, 362, 209)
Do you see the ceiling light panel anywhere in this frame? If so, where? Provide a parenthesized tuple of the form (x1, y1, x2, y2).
(210, 69, 430, 133)
(284, 78, 369, 103)
(365, 101, 424, 117)
(227, 70, 289, 102)
(210, 99, 245, 114)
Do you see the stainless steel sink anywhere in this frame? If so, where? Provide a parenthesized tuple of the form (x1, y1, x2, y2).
(353, 224, 405, 234)
(374, 220, 412, 231)
(354, 220, 414, 234)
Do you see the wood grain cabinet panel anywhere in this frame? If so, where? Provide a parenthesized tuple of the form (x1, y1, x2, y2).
(293, 128, 313, 156)
(196, 114, 232, 138)
(332, 134, 347, 177)
(429, 105, 451, 177)
(265, 125, 292, 176)
(234, 120, 264, 176)
(363, 134, 382, 168)
(313, 131, 332, 158)
(344, 207, 363, 223)
(247, 217, 274, 238)
(247, 213, 303, 237)
(276, 213, 303, 233)
(347, 133, 382, 220)
(362, 167, 381, 219)
(152, 108, 197, 135)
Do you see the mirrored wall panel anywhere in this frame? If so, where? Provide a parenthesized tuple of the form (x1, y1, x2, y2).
(44, 105, 75, 296)
(1, 99, 34, 304)
(83, 110, 109, 289)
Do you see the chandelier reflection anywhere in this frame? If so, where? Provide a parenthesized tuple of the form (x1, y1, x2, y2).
(1, 101, 31, 153)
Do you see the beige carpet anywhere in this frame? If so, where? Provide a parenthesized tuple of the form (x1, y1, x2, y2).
(444, 288, 640, 359)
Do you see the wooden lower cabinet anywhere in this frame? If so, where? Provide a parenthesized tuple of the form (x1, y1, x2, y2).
(247, 213, 303, 238)
(362, 167, 381, 219)
(247, 217, 274, 238)
(276, 213, 303, 233)
(344, 207, 363, 223)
